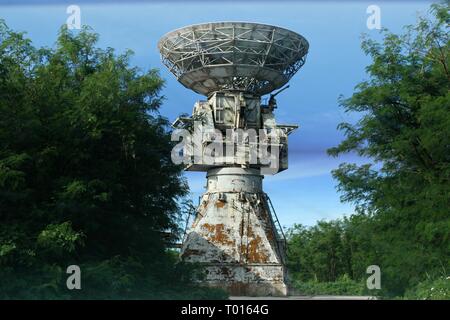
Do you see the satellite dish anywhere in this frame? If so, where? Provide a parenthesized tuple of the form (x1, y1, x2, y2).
(158, 22, 309, 96)
(158, 22, 309, 297)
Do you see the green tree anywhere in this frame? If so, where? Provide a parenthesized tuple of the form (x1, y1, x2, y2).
(287, 221, 350, 282)
(287, 3, 449, 298)
(327, 3, 450, 296)
(0, 22, 225, 299)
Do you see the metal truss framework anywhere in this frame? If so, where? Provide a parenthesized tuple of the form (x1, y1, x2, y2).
(158, 22, 309, 96)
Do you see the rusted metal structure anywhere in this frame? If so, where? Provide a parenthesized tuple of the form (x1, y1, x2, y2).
(158, 22, 308, 296)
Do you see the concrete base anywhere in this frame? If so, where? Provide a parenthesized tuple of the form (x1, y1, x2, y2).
(181, 167, 288, 297)
(205, 281, 287, 297)
(202, 264, 288, 296)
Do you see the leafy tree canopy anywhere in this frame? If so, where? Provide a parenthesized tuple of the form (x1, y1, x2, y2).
(0, 22, 224, 299)
(288, 2, 449, 297)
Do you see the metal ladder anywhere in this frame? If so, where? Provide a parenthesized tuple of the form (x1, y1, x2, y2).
(263, 193, 287, 261)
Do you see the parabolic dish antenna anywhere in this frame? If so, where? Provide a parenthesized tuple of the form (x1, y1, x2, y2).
(158, 22, 309, 96)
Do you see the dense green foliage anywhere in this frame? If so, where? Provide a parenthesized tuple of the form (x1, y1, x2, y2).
(0, 22, 226, 299)
(404, 276, 450, 300)
(288, 3, 449, 298)
(291, 275, 366, 296)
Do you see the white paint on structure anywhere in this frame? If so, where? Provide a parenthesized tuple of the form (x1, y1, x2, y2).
(158, 22, 309, 296)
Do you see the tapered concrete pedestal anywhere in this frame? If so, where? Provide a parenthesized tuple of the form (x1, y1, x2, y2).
(181, 167, 287, 296)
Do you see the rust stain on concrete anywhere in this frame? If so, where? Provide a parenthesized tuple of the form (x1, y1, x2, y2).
(247, 235, 269, 263)
(215, 200, 226, 208)
(202, 223, 234, 246)
(202, 223, 215, 233)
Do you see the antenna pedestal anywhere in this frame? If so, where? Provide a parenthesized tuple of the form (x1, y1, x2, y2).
(158, 21, 309, 297)
(181, 167, 288, 296)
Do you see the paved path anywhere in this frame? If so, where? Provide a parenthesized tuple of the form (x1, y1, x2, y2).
(230, 295, 376, 300)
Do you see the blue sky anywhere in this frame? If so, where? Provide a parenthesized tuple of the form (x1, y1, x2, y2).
(1, 0, 433, 227)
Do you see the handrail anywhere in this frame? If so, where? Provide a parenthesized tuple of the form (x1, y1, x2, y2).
(264, 193, 287, 243)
